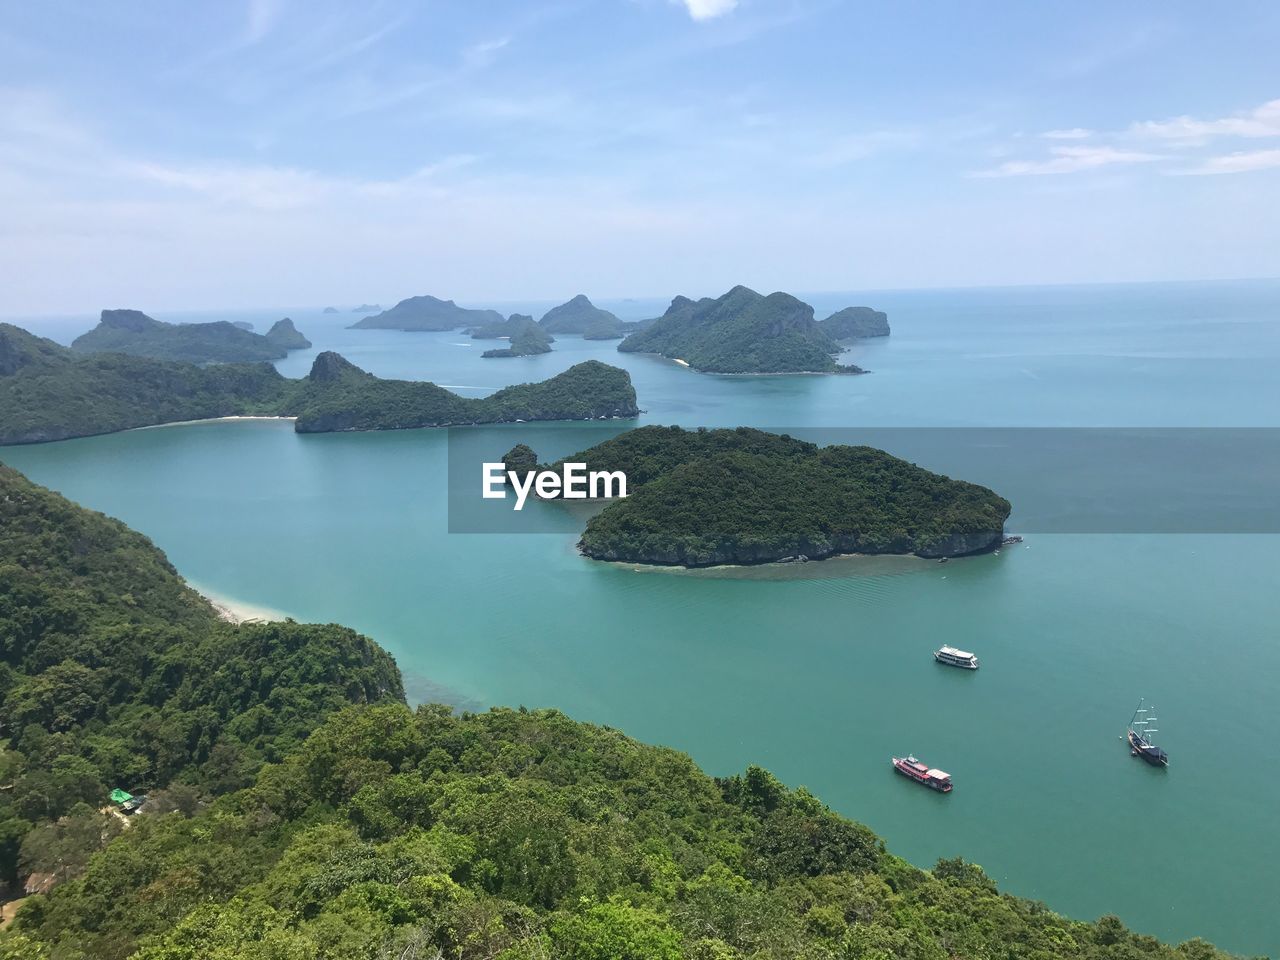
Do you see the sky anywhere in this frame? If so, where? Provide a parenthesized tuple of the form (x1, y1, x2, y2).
(1, 0, 1278, 314)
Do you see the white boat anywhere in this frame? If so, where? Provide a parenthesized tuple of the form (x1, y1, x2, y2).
(933, 645, 979, 669)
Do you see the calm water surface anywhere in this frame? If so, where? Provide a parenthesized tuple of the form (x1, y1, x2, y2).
(4, 280, 1280, 954)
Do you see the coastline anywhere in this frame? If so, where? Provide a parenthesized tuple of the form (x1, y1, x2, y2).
(136, 415, 297, 431)
(188, 581, 291, 624)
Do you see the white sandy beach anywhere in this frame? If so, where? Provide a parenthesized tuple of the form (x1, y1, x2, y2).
(137, 415, 297, 431)
(188, 581, 291, 624)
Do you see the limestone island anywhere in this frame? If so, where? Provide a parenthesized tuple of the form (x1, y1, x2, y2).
(520, 425, 1009, 566)
(0, 323, 638, 444)
(349, 295, 503, 331)
(618, 286, 886, 374)
(470, 315, 555, 358)
(538, 294, 626, 340)
(322, 306, 340, 314)
(71, 309, 312, 364)
(820, 305, 890, 339)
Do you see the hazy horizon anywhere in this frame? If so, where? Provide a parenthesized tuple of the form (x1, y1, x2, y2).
(2, 1, 1278, 314)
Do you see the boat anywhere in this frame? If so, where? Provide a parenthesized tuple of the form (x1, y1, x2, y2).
(891, 755, 953, 792)
(1126, 699, 1168, 767)
(934, 645, 979, 669)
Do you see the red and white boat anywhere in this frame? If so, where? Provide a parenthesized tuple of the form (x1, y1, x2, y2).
(891, 755, 953, 792)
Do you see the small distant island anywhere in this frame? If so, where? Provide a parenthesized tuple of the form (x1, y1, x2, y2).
(820, 305, 890, 339)
(348, 293, 643, 350)
(538, 294, 626, 340)
(349, 295, 503, 331)
(617, 286, 882, 374)
(322, 306, 339, 314)
(70, 309, 312, 364)
(350, 303, 381, 313)
(519, 425, 1009, 566)
(0, 323, 638, 444)
(469, 314, 555, 358)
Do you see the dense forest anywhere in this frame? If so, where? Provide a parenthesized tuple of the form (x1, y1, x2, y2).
(70, 310, 310, 364)
(0, 464, 1243, 959)
(0, 464, 402, 903)
(0, 326, 639, 444)
(0, 324, 291, 444)
(617, 287, 864, 374)
(537, 426, 1011, 565)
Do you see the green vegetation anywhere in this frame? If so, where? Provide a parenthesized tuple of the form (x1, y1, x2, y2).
(469, 314, 537, 339)
(543, 426, 1010, 565)
(475, 317, 555, 358)
(0, 324, 291, 444)
(349, 296, 505, 331)
(819, 307, 890, 339)
(0, 464, 402, 904)
(618, 286, 864, 374)
(265, 318, 312, 349)
(0, 464, 1240, 960)
(0, 326, 639, 444)
(288, 355, 637, 431)
(539, 294, 625, 338)
(70, 310, 310, 364)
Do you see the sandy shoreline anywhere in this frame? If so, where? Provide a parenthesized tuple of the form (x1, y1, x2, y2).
(136, 415, 297, 431)
(189, 581, 291, 624)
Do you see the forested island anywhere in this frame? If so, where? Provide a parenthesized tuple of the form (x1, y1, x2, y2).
(0, 464, 1234, 960)
(533, 426, 1010, 565)
(0, 324, 638, 444)
(349, 295, 504, 331)
(291, 353, 635, 430)
(538, 294, 626, 339)
(70, 309, 311, 363)
(617, 286, 874, 374)
(820, 306, 890, 339)
(471, 315, 555, 358)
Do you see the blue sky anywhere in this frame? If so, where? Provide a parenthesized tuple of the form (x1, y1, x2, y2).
(1, 0, 1278, 313)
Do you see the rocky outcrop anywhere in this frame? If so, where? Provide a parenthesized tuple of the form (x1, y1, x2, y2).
(580, 528, 1003, 567)
(307, 351, 368, 383)
(820, 307, 889, 339)
(266, 317, 312, 349)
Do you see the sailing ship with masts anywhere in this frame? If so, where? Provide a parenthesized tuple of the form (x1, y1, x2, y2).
(1126, 699, 1168, 767)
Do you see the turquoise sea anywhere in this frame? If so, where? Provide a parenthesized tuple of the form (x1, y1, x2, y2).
(4, 279, 1279, 955)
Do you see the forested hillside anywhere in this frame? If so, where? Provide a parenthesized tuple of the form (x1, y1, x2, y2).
(0, 465, 1240, 960)
(0, 465, 402, 903)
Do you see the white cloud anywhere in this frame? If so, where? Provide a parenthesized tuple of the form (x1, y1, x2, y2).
(245, 0, 286, 44)
(678, 0, 739, 22)
(1171, 148, 1280, 176)
(464, 36, 510, 68)
(1042, 128, 1093, 140)
(1131, 97, 1280, 144)
(972, 145, 1162, 178)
